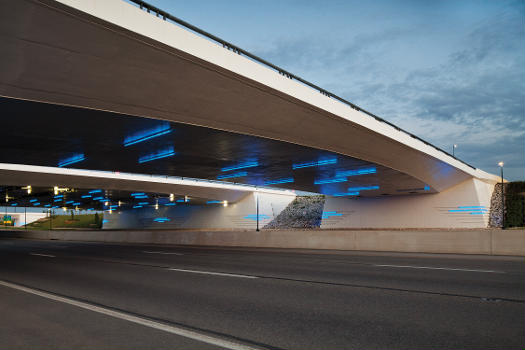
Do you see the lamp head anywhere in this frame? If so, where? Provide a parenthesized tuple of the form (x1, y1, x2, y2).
(498, 161, 504, 167)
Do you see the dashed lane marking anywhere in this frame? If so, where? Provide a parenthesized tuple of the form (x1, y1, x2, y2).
(169, 268, 258, 279)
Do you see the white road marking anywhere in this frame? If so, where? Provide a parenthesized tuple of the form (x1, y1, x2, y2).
(169, 268, 258, 279)
(29, 253, 55, 258)
(142, 251, 184, 255)
(373, 264, 504, 273)
(0, 279, 262, 350)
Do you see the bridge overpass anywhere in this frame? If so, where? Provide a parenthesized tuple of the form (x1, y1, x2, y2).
(0, 0, 502, 228)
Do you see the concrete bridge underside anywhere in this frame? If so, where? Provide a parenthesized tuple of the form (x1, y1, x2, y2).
(0, 0, 502, 228)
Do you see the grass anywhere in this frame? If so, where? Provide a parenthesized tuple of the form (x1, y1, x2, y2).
(24, 214, 101, 230)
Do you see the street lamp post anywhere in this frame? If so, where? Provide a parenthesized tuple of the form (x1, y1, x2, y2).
(453, 144, 457, 157)
(498, 161, 504, 229)
(256, 191, 260, 232)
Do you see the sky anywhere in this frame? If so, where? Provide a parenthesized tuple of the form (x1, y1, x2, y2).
(145, 0, 524, 180)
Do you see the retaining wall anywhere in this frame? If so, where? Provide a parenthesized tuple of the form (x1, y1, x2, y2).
(2, 229, 524, 256)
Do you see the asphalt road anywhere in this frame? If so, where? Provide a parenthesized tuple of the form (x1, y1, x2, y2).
(0, 237, 523, 349)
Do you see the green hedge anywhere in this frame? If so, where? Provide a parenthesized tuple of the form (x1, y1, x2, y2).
(505, 181, 525, 228)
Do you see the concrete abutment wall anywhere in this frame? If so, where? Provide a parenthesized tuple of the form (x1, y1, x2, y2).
(3, 229, 523, 256)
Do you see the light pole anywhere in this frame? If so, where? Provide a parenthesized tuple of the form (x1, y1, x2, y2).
(498, 161, 504, 229)
(256, 190, 259, 232)
(453, 144, 457, 157)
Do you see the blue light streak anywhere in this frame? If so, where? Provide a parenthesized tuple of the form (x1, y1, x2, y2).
(89, 189, 102, 194)
(332, 191, 360, 197)
(314, 168, 377, 185)
(52, 206, 59, 209)
(44, 204, 51, 207)
(53, 199, 62, 202)
(206, 200, 222, 204)
(221, 161, 259, 172)
(11, 203, 18, 206)
(93, 197, 103, 201)
(292, 158, 337, 169)
(138, 147, 176, 164)
(264, 177, 294, 185)
(124, 124, 172, 147)
(58, 153, 86, 168)
(65, 201, 75, 204)
(448, 205, 488, 215)
(81, 195, 92, 199)
(336, 167, 376, 177)
(244, 214, 271, 220)
(314, 177, 347, 185)
(29, 199, 37, 203)
(217, 171, 247, 180)
(133, 205, 143, 209)
(153, 217, 171, 223)
(54, 195, 63, 199)
(164, 203, 176, 206)
(138, 202, 149, 205)
(449, 209, 488, 212)
(87, 208, 94, 211)
(322, 211, 343, 219)
(133, 195, 148, 199)
(32, 202, 40, 206)
(347, 185, 380, 191)
(131, 193, 145, 197)
(72, 202, 81, 206)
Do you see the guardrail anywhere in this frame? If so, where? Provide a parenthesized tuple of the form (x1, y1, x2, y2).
(126, 0, 476, 170)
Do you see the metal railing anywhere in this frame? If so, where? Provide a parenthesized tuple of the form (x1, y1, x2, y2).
(126, 0, 476, 170)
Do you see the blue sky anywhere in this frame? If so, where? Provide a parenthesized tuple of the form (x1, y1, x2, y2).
(145, 0, 524, 180)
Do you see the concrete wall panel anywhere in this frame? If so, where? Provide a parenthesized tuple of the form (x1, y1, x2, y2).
(103, 192, 295, 230)
(321, 178, 495, 229)
(3, 229, 523, 256)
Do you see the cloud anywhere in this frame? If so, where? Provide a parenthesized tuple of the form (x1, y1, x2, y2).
(252, 3, 524, 180)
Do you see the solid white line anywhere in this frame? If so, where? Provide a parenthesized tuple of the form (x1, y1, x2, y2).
(169, 268, 258, 279)
(373, 264, 504, 273)
(142, 251, 184, 255)
(0, 280, 262, 350)
(29, 253, 55, 258)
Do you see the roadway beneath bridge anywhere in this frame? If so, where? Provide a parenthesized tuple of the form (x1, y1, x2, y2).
(0, 238, 523, 349)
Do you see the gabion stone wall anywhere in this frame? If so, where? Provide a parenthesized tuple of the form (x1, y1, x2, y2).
(489, 183, 505, 228)
(265, 196, 325, 229)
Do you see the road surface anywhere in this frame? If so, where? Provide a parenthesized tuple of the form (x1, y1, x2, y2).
(0, 237, 523, 349)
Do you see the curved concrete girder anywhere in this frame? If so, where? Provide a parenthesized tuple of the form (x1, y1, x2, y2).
(0, 163, 294, 203)
(0, 0, 499, 192)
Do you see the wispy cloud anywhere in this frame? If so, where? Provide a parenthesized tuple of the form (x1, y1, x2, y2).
(251, 3, 524, 180)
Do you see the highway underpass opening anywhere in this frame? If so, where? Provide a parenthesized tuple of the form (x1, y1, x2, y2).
(0, 0, 503, 230)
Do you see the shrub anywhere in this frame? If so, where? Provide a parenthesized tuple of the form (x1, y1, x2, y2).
(505, 181, 525, 228)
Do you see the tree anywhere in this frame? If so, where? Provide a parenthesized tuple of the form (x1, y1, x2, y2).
(94, 212, 101, 228)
